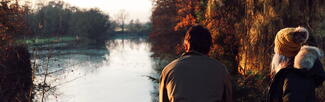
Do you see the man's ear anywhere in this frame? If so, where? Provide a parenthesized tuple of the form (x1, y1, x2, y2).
(183, 40, 190, 52)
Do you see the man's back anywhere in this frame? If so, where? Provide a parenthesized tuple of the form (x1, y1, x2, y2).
(159, 52, 232, 102)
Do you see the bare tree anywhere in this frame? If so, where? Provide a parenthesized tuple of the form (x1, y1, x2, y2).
(115, 9, 129, 33)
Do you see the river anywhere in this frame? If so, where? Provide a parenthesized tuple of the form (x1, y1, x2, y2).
(33, 38, 154, 102)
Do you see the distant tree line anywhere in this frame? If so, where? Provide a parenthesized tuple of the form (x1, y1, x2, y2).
(24, 1, 113, 44)
(125, 19, 151, 35)
(23, 1, 151, 44)
(113, 9, 151, 35)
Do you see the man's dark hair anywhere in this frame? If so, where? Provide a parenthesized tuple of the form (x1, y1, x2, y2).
(184, 25, 212, 54)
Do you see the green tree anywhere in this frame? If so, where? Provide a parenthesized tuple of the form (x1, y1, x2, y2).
(26, 1, 113, 44)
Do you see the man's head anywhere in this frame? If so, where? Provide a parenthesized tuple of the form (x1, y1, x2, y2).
(183, 25, 212, 55)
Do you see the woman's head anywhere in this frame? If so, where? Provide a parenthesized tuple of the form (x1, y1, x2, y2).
(271, 27, 309, 75)
(274, 27, 309, 57)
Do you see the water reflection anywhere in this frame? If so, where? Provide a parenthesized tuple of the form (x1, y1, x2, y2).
(49, 38, 153, 102)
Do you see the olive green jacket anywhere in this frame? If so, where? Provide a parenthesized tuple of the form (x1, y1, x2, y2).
(159, 52, 233, 102)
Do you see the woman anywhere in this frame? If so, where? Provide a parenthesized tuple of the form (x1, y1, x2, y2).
(268, 27, 325, 102)
(271, 27, 309, 75)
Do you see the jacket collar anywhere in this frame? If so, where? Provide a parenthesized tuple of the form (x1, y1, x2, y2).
(181, 51, 205, 57)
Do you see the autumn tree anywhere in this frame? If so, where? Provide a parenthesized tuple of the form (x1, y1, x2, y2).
(0, 1, 33, 101)
(0, 0, 28, 46)
(236, 0, 325, 75)
(173, 0, 198, 30)
(149, 0, 325, 101)
(150, 0, 183, 58)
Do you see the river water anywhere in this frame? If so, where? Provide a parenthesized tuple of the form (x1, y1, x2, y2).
(34, 38, 154, 102)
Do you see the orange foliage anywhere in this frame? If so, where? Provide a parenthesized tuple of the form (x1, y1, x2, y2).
(0, 0, 28, 46)
(150, 0, 325, 101)
(175, 14, 196, 31)
(150, 0, 183, 58)
(151, 0, 325, 75)
(174, 0, 202, 31)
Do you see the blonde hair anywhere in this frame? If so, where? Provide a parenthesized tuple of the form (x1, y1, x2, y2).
(271, 54, 291, 75)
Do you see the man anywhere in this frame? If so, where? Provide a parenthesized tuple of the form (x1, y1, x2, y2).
(159, 25, 233, 102)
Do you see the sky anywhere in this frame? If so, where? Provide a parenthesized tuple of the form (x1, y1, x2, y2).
(21, 0, 153, 23)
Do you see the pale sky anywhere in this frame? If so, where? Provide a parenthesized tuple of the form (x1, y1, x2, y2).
(22, 0, 153, 23)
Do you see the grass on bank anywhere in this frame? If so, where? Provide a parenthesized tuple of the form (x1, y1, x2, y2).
(16, 36, 76, 46)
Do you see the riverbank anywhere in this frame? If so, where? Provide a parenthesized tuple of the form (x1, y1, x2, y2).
(0, 46, 33, 101)
(15, 35, 152, 101)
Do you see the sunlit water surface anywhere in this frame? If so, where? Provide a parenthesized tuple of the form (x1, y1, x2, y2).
(38, 38, 153, 102)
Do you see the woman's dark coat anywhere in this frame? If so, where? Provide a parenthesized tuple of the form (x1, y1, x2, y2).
(268, 46, 325, 102)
